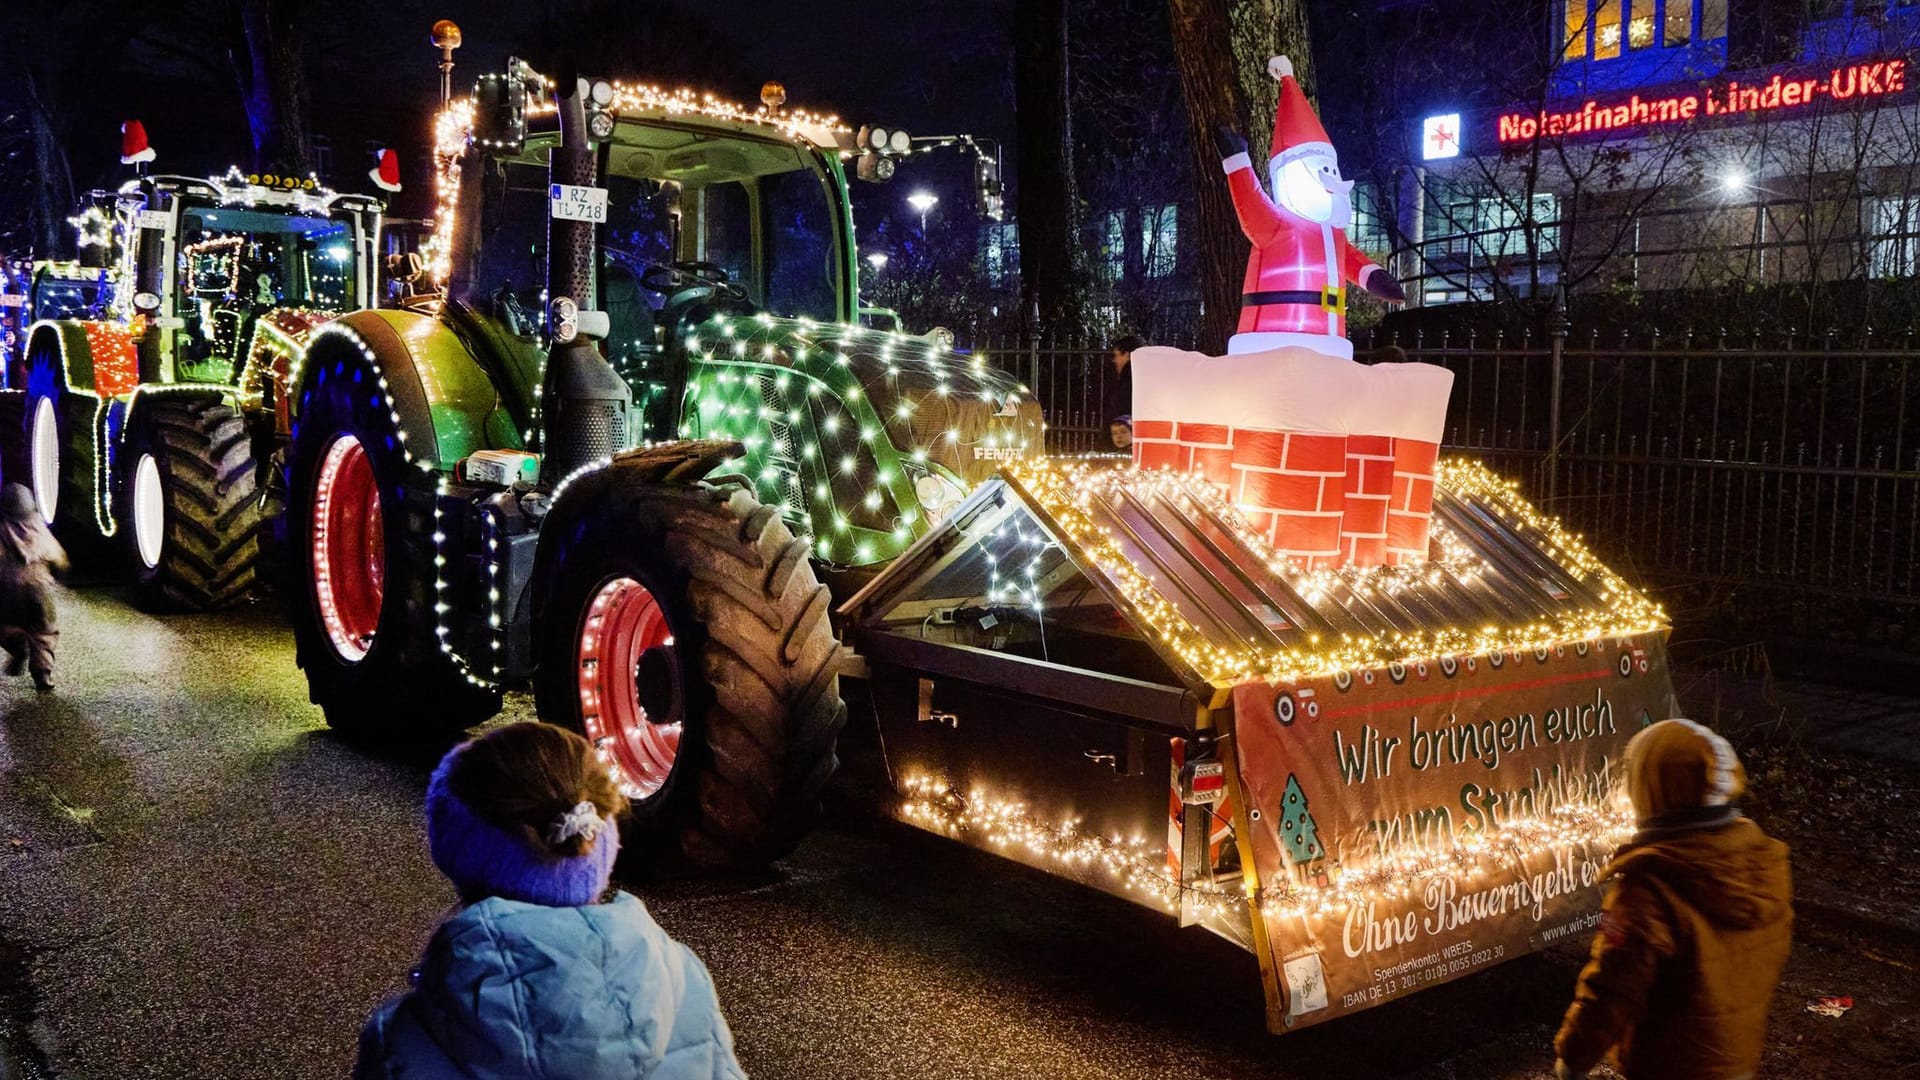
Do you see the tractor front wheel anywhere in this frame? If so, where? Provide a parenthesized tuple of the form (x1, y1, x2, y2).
(533, 467, 846, 871)
(283, 344, 499, 740)
(119, 397, 261, 610)
(23, 337, 96, 547)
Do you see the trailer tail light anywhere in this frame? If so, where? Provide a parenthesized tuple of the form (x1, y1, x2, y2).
(1180, 760, 1226, 806)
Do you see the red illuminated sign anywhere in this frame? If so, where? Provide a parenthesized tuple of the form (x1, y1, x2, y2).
(1497, 58, 1908, 143)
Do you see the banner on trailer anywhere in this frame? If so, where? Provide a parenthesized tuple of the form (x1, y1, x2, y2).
(1230, 633, 1677, 1030)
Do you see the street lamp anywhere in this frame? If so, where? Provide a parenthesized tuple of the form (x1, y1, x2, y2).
(865, 252, 889, 273)
(907, 190, 939, 233)
(1719, 168, 1748, 196)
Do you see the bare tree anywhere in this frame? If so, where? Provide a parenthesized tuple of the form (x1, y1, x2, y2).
(1013, 0, 1079, 333)
(1167, 0, 1313, 353)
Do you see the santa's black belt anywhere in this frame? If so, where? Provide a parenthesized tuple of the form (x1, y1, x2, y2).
(1243, 287, 1346, 313)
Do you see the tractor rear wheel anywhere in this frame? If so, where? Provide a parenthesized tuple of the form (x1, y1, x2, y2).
(533, 463, 846, 871)
(284, 344, 500, 740)
(0, 389, 24, 489)
(120, 397, 261, 610)
(24, 336, 97, 547)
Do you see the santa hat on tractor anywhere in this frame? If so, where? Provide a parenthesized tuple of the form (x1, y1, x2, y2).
(1265, 56, 1332, 171)
(369, 147, 402, 193)
(120, 120, 156, 166)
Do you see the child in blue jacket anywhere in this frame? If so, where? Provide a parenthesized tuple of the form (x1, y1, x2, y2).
(355, 722, 748, 1080)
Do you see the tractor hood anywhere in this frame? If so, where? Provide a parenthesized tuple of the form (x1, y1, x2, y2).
(684, 312, 1045, 565)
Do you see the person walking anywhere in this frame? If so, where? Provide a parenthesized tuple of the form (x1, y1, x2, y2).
(1554, 719, 1793, 1080)
(1104, 333, 1141, 451)
(355, 722, 748, 1080)
(0, 483, 67, 693)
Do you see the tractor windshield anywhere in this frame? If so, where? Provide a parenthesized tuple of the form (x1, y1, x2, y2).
(599, 132, 843, 322)
(178, 207, 360, 312)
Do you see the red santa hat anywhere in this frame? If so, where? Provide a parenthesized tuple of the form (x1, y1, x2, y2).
(121, 120, 156, 166)
(369, 147, 402, 193)
(1266, 57, 1333, 169)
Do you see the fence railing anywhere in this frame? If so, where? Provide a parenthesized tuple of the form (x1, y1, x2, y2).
(975, 329, 1920, 611)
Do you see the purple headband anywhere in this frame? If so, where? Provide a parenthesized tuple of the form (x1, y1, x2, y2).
(425, 748, 620, 908)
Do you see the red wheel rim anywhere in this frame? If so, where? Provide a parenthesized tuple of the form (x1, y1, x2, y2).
(311, 434, 384, 663)
(577, 577, 681, 799)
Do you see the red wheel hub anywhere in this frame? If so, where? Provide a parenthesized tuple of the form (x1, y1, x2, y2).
(577, 577, 681, 799)
(312, 434, 384, 662)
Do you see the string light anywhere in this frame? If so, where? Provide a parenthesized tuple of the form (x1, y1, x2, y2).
(1000, 458, 1668, 687)
(900, 774, 1634, 920)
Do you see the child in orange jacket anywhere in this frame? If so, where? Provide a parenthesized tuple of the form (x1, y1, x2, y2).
(1555, 719, 1793, 1080)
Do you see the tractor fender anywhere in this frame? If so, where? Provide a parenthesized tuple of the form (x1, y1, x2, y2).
(24, 320, 143, 399)
(290, 309, 519, 473)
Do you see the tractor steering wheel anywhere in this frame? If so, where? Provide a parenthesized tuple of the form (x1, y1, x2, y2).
(639, 260, 749, 304)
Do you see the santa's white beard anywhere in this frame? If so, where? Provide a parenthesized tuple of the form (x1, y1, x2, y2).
(1274, 161, 1354, 229)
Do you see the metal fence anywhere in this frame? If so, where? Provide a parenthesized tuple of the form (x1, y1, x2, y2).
(976, 328, 1920, 612)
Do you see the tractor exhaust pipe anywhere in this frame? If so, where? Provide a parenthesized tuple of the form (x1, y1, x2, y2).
(541, 71, 631, 485)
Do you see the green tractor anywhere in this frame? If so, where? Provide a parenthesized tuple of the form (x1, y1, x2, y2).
(278, 59, 1040, 867)
(13, 171, 383, 609)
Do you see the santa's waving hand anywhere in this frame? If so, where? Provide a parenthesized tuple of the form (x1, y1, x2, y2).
(1213, 56, 1404, 359)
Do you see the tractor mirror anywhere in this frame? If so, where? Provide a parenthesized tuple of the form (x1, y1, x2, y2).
(473, 66, 527, 153)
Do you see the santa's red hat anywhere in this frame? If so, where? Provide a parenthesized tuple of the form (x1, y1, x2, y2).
(121, 120, 156, 166)
(1266, 57, 1332, 169)
(370, 147, 401, 193)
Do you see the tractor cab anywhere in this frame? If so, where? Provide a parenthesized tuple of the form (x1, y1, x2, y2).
(436, 68, 1043, 567)
(103, 172, 381, 391)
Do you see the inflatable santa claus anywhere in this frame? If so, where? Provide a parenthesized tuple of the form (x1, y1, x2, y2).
(1130, 56, 1453, 570)
(1217, 55, 1403, 360)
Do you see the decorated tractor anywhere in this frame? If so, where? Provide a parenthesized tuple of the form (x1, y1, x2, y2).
(276, 56, 1038, 870)
(10, 168, 383, 608)
(281, 38, 1681, 1033)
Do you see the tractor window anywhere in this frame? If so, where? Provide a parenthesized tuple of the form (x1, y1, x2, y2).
(694, 182, 753, 293)
(762, 168, 835, 320)
(468, 159, 550, 338)
(178, 208, 360, 311)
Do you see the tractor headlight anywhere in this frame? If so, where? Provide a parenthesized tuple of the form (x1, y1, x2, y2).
(888, 129, 912, 154)
(912, 470, 968, 526)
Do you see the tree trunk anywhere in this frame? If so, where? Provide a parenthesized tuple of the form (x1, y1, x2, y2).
(24, 73, 74, 258)
(1012, 0, 1078, 337)
(1168, 0, 1314, 353)
(230, 0, 313, 176)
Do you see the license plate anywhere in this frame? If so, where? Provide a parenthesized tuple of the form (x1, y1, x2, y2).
(549, 183, 608, 223)
(137, 209, 171, 231)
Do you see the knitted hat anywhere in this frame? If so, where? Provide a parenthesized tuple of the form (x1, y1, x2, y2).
(1624, 719, 1746, 824)
(425, 727, 622, 907)
(1, 483, 38, 522)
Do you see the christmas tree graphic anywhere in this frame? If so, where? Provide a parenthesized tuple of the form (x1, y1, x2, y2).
(1278, 773, 1329, 887)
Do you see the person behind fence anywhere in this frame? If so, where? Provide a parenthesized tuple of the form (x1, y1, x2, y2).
(1104, 333, 1141, 451)
(0, 483, 68, 694)
(1553, 719, 1792, 1080)
(354, 722, 747, 1080)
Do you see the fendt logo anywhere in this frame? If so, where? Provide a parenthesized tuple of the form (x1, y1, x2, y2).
(972, 446, 1024, 462)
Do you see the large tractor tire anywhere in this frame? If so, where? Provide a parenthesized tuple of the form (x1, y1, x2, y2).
(0, 389, 25, 489)
(284, 345, 500, 740)
(118, 397, 261, 611)
(533, 453, 846, 872)
(23, 335, 99, 547)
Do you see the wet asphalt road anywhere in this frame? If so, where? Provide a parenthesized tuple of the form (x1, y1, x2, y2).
(0, 585, 1593, 1080)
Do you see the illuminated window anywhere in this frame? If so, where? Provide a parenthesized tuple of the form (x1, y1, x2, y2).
(1701, 0, 1727, 39)
(1351, 185, 1391, 255)
(982, 222, 1019, 286)
(1627, 0, 1655, 48)
(1595, 0, 1623, 58)
(1868, 195, 1920, 278)
(1141, 204, 1178, 278)
(1563, 0, 1590, 60)
(1476, 194, 1560, 259)
(1663, 0, 1691, 45)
